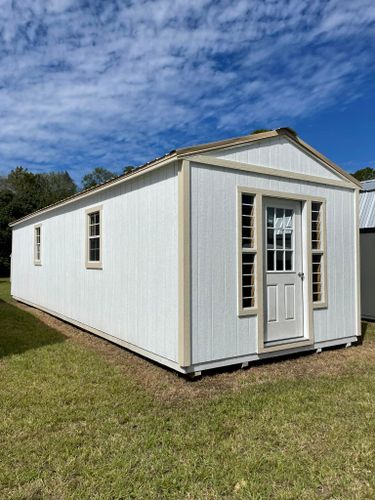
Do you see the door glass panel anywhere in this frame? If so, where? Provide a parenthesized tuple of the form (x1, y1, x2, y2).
(267, 229, 274, 249)
(275, 209, 283, 229)
(266, 206, 295, 272)
(285, 209, 293, 228)
(267, 250, 274, 271)
(276, 250, 284, 270)
(285, 251, 293, 270)
(285, 230, 292, 249)
(267, 208, 274, 227)
(276, 232, 283, 249)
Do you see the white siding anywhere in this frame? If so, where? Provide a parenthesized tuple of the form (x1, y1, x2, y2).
(202, 136, 343, 181)
(190, 162, 357, 365)
(11, 163, 179, 363)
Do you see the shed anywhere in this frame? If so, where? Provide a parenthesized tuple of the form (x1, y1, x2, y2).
(10, 128, 361, 375)
(359, 179, 375, 320)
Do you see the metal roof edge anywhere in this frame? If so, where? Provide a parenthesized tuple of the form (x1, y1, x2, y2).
(9, 152, 177, 227)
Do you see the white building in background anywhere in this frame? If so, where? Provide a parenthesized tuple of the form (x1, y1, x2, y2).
(360, 179, 375, 321)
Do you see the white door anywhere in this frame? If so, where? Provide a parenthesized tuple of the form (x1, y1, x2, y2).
(264, 198, 304, 345)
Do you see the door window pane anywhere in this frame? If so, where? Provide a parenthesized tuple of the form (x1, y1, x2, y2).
(285, 251, 293, 271)
(266, 206, 294, 272)
(285, 230, 292, 249)
(267, 250, 274, 271)
(276, 232, 283, 249)
(267, 229, 274, 249)
(267, 208, 274, 227)
(285, 209, 293, 228)
(276, 250, 284, 271)
(275, 209, 283, 229)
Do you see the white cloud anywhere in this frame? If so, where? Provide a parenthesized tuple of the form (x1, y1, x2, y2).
(0, 0, 374, 182)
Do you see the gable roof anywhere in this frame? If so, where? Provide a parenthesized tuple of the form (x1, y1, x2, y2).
(9, 127, 360, 227)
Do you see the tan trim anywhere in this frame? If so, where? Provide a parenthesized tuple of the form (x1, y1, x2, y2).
(34, 223, 42, 266)
(177, 130, 279, 156)
(240, 188, 317, 353)
(305, 201, 314, 342)
(290, 132, 361, 188)
(256, 195, 265, 349)
(85, 205, 103, 270)
(354, 189, 361, 335)
(312, 200, 328, 309)
(186, 154, 355, 190)
(237, 186, 326, 202)
(178, 160, 191, 367)
(237, 188, 258, 317)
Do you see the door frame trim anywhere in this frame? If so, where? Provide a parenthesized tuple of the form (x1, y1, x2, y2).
(237, 186, 326, 353)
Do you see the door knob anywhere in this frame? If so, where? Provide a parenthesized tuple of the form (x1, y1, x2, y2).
(298, 272, 305, 279)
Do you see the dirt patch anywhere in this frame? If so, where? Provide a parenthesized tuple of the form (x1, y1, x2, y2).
(15, 300, 375, 403)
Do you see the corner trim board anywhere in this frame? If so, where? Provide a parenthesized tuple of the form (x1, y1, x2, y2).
(178, 159, 191, 367)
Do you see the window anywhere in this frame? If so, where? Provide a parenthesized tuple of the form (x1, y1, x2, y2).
(86, 207, 102, 268)
(34, 225, 41, 265)
(266, 207, 294, 272)
(311, 201, 326, 305)
(239, 193, 257, 312)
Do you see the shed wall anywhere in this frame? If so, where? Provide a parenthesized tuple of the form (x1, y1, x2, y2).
(190, 162, 358, 365)
(11, 163, 179, 363)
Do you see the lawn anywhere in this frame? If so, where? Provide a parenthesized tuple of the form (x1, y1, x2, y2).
(0, 279, 374, 499)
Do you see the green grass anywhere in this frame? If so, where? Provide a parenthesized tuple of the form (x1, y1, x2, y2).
(1, 279, 375, 499)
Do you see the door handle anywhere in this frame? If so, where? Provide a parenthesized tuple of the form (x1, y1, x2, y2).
(298, 272, 305, 279)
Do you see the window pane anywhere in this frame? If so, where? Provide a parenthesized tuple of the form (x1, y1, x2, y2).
(275, 209, 284, 230)
(285, 230, 292, 249)
(89, 237, 100, 261)
(267, 250, 274, 271)
(285, 209, 293, 228)
(276, 231, 283, 249)
(267, 208, 274, 227)
(285, 251, 293, 271)
(276, 250, 283, 271)
(242, 194, 254, 206)
(267, 229, 274, 249)
(242, 252, 255, 308)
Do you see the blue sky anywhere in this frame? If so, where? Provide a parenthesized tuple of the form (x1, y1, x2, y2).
(0, 0, 374, 185)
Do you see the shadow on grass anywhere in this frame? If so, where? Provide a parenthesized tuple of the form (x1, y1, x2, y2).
(0, 298, 65, 358)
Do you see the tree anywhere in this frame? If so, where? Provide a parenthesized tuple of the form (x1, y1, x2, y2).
(81, 167, 117, 190)
(123, 166, 135, 175)
(39, 172, 77, 206)
(352, 167, 375, 182)
(0, 167, 78, 277)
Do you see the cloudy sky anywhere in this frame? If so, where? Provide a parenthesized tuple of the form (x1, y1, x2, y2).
(0, 0, 374, 184)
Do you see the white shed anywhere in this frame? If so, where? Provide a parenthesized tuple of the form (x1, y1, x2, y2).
(10, 128, 361, 375)
(359, 180, 375, 320)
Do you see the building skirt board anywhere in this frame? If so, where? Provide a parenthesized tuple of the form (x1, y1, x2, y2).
(13, 295, 358, 375)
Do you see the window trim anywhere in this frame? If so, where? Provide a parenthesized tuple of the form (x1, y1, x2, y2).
(34, 224, 42, 266)
(85, 205, 103, 269)
(311, 200, 328, 309)
(237, 189, 261, 316)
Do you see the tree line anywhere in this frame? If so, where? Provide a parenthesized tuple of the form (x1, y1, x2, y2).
(0, 166, 135, 277)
